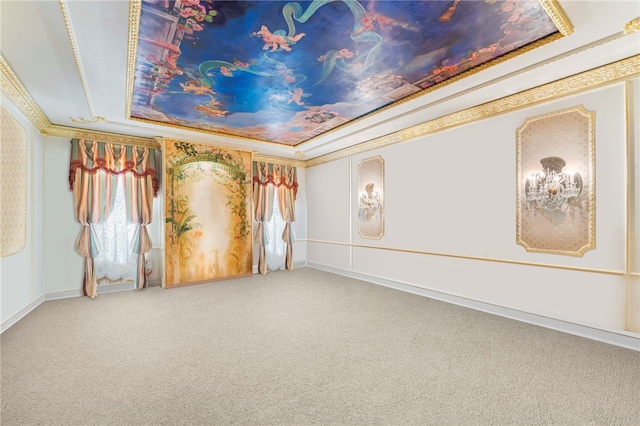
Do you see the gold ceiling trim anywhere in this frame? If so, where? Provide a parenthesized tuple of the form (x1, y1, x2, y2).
(538, 0, 573, 36)
(43, 124, 160, 149)
(69, 116, 106, 124)
(306, 55, 640, 168)
(161, 137, 253, 156)
(0, 55, 52, 132)
(128, 116, 292, 149)
(253, 154, 306, 169)
(59, 0, 104, 123)
(125, 0, 142, 120)
(624, 17, 640, 35)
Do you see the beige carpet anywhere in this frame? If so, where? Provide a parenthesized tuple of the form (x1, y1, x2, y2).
(1, 267, 639, 425)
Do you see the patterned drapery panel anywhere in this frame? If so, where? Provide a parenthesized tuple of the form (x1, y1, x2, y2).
(0, 107, 28, 258)
(252, 162, 274, 275)
(252, 161, 298, 273)
(69, 139, 160, 297)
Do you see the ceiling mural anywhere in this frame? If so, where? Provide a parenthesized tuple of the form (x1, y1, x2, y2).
(131, 0, 559, 146)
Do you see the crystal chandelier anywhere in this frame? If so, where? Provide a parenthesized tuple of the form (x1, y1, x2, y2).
(525, 156, 582, 211)
(359, 182, 381, 221)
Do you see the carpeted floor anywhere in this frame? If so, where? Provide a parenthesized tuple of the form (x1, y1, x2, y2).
(1, 267, 639, 425)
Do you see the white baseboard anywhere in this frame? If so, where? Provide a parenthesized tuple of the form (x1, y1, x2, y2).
(148, 279, 162, 287)
(307, 262, 640, 352)
(1, 294, 45, 334)
(45, 281, 136, 300)
(252, 260, 307, 274)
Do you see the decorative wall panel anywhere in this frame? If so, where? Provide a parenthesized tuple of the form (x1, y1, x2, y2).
(358, 156, 384, 239)
(164, 140, 252, 287)
(0, 107, 27, 257)
(516, 106, 595, 256)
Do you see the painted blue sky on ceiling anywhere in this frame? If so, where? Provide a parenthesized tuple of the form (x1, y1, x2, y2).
(131, 0, 559, 145)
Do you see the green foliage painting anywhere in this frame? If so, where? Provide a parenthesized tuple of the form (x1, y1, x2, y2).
(164, 140, 252, 286)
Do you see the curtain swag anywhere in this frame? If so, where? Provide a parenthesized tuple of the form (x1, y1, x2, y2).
(252, 161, 298, 274)
(252, 162, 298, 196)
(69, 138, 161, 298)
(69, 138, 160, 197)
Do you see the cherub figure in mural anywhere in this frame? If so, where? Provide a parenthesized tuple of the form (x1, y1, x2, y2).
(194, 102, 227, 118)
(252, 25, 306, 52)
(287, 88, 307, 106)
(438, 0, 461, 22)
(180, 80, 215, 95)
(220, 66, 235, 77)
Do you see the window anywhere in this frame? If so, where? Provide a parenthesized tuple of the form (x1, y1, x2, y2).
(264, 190, 287, 271)
(93, 175, 138, 285)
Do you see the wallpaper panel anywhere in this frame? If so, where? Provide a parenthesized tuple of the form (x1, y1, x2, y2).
(0, 107, 27, 257)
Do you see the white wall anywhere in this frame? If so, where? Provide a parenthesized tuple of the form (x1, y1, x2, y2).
(1, 94, 44, 332)
(306, 81, 640, 349)
(42, 137, 84, 296)
(292, 166, 307, 266)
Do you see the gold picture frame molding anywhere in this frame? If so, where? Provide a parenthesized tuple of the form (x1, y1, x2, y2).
(515, 105, 596, 256)
(357, 156, 385, 240)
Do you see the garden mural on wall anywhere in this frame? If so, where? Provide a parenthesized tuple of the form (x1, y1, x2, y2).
(164, 140, 252, 287)
(132, 0, 560, 145)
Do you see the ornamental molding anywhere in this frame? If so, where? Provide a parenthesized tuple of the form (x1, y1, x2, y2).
(539, 0, 574, 36)
(253, 154, 306, 169)
(59, 0, 103, 123)
(44, 125, 160, 149)
(125, 0, 142, 121)
(623, 17, 640, 35)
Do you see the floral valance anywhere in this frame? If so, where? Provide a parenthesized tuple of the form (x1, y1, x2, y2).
(69, 139, 161, 197)
(252, 161, 298, 196)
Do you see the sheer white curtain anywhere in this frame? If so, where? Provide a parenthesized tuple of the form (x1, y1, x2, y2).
(93, 175, 138, 283)
(264, 190, 287, 271)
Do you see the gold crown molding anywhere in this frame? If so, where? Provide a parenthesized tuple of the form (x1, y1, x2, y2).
(305, 239, 625, 277)
(624, 17, 640, 35)
(306, 55, 640, 168)
(163, 137, 252, 156)
(539, 0, 574, 36)
(125, 0, 142, 120)
(253, 154, 306, 169)
(128, 116, 292, 149)
(69, 116, 106, 124)
(44, 124, 160, 149)
(59, 0, 102, 122)
(0, 55, 52, 132)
